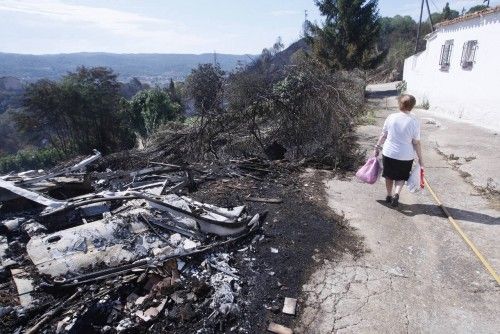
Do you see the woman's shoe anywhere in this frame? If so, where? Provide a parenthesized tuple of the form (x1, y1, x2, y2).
(385, 195, 392, 203)
(391, 194, 399, 207)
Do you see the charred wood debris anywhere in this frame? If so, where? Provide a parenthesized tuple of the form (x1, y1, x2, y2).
(0, 149, 310, 334)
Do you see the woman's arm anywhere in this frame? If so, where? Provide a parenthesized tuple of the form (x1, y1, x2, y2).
(374, 132, 387, 156)
(412, 139, 424, 167)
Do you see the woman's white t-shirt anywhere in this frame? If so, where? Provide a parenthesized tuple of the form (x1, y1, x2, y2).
(382, 112, 420, 161)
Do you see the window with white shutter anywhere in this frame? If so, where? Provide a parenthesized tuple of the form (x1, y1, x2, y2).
(461, 40, 478, 70)
(439, 40, 454, 71)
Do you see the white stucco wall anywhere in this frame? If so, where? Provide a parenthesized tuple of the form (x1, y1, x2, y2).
(403, 11, 500, 131)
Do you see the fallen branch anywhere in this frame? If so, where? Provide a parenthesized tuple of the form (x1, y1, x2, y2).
(245, 197, 283, 204)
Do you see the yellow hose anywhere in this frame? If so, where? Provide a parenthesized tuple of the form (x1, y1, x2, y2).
(424, 178, 500, 285)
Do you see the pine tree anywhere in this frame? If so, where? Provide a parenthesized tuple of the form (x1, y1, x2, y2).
(467, 5, 488, 14)
(167, 78, 180, 104)
(442, 2, 459, 20)
(168, 78, 175, 95)
(306, 0, 382, 70)
(443, 3, 452, 19)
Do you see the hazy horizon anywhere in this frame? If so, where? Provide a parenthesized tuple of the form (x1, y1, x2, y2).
(0, 51, 258, 56)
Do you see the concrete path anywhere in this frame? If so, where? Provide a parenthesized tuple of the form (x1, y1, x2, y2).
(297, 84, 500, 333)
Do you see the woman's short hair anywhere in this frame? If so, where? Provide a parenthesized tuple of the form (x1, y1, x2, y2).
(398, 94, 416, 111)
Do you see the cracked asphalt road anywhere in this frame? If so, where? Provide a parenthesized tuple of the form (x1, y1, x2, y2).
(297, 84, 500, 333)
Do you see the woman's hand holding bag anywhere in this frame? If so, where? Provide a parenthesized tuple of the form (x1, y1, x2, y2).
(407, 163, 425, 193)
(356, 155, 382, 184)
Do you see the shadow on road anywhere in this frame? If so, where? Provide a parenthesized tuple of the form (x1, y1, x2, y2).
(365, 89, 398, 99)
(375, 200, 500, 225)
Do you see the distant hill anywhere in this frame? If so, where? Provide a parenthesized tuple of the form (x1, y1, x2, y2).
(244, 38, 309, 79)
(270, 38, 309, 68)
(0, 52, 253, 83)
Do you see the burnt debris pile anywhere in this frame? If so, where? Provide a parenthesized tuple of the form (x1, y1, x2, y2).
(0, 151, 280, 333)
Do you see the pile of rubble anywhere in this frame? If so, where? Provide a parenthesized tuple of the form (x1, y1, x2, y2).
(0, 151, 271, 333)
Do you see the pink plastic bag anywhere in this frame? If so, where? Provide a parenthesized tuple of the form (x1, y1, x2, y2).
(356, 157, 381, 184)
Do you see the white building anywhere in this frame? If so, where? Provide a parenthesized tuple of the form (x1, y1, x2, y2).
(403, 6, 500, 131)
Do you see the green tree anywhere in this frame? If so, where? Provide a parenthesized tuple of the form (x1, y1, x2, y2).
(185, 63, 225, 156)
(186, 64, 225, 115)
(168, 79, 176, 98)
(467, 5, 488, 14)
(306, 0, 382, 70)
(374, 15, 417, 80)
(0, 108, 25, 155)
(16, 79, 65, 150)
(378, 15, 416, 51)
(128, 87, 183, 137)
(19, 67, 134, 154)
(167, 78, 184, 109)
(442, 2, 459, 20)
(422, 3, 459, 27)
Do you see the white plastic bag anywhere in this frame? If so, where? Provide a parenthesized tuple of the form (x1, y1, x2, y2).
(407, 163, 423, 193)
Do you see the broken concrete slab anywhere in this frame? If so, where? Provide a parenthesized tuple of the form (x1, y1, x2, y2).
(11, 268, 36, 308)
(282, 297, 297, 315)
(268, 322, 293, 334)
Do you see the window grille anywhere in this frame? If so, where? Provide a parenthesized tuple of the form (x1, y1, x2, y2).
(461, 40, 478, 69)
(439, 40, 454, 71)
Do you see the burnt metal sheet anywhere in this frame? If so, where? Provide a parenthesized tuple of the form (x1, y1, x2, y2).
(0, 179, 67, 208)
(26, 212, 171, 278)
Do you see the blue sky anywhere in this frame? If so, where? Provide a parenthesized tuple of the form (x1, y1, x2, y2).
(0, 0, 497, 54)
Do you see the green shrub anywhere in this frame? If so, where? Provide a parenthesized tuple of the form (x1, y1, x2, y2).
(19, 67, 136, 155)
(0, 148, 67, 174)
(358, 109, 377, 125)
(127, 87, 184, 138)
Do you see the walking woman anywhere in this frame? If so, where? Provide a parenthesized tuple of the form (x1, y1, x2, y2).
(374, 94, 424, 207)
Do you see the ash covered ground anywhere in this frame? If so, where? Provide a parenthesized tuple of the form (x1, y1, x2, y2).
(0, 152, 362, 334)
